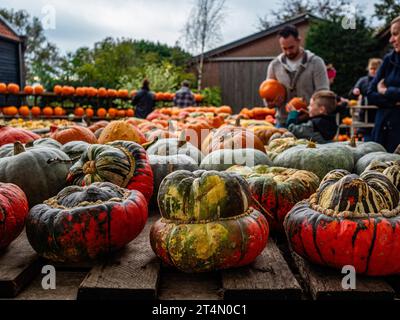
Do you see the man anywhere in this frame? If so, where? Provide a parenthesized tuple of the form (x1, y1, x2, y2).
(266, 25, 330, 127)
(173, 80, 196, 107)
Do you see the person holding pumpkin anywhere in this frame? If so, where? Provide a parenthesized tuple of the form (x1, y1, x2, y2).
(265, 25, 330, 127)
(367, 16, 400, 153)
(132, 79, 156, 119)
(286, 90, 338, 143)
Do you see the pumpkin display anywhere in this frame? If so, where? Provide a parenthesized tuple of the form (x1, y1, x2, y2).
(272, 141, 354, 180)
(259, 79, 286, 106)
(0, 142, 71, 207)
(97, 120, 146, 145)
(0, 183, 29, 250)
(151, 170, 269, 272)
(201, 118, 265, 155)
(50, 125, 97, 145)
(26, 182, 148, 262)
(147, 132, 204, 164)
(149, 154, 199, 206)
(61, 141, 90, 162)
(227, 165, 319, 232)
(200, 148, 273, 171)
(0, 125, 40, 147)
(67, 141, 153, 202)
(355, 151, 400, 175)
(284, 169, 400, 276)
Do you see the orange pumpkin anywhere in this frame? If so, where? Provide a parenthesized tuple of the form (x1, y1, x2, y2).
(182, 119, 212, 149)
(217, 106, 232, 114)
(108, 108, 117, 118)
(117, 89, 129, 98)
(3, 106, 18, 116)
(130, 90, 137, 98)
(87, 87, 97, 97)
(18, 106, 30, 117)
(74, 107, 85, 117)
(97, 108, 107, 118)
(54, 106, 65, 116)
(98, 121, 146, 145)
(50, 126, 97, 145)
(43, 107, 54, 117)
(286, 97, 307, 112)
(98, 88, 107, 97)
(88, 120, 109, 133)
(0, 83, 6, 94)
(259, 79, 286, 106)
(31, 106, 41, 117)
(24, 86, 34, 95)
(342, 117, 353, 126)
(75, 87, 86, 96)
(7, 83, 20, 95)
(117, 109, 126, 118)
(53, 85, 63, 95)
(125, 109, 135, 117)
(33, 85, 44, 95)
(107, 89, 117, 98)
(85, 108, 94, 118)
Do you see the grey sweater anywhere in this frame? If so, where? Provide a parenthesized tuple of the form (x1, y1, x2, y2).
(267, 49, 330, 126)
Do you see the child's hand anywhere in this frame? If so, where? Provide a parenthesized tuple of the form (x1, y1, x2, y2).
(286, 103, 296, 112)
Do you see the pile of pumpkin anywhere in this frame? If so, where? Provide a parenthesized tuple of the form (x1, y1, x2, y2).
(1, 115, 400, 276)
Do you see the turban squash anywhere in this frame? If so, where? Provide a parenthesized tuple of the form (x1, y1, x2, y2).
(284, 169, 400, 276)
(150, 170, 269, 273)
(26, 182, 147, 262)
(227, 165, 319, 232)
(67, 141, 153, 203)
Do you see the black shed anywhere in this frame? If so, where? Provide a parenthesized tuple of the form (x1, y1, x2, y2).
(0, 15, 25, 106)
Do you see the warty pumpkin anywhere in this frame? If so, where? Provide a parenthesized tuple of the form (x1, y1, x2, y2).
(97, 120, 146, 145)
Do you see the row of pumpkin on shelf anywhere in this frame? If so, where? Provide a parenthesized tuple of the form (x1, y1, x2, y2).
(0, 82, 204, 101)
(0, 120, 400, 275)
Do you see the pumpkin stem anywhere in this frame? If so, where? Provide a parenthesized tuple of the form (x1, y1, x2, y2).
(14, 142, 26, 155)
(250, 195, 275, 220)
(307, 140, 317, 148)
(177, 130, 188, 148)
(25, 141, 34, 148)
(395, 145, 400, 155)
(349, 136, 357, 148)
(235, 116, 242, 127)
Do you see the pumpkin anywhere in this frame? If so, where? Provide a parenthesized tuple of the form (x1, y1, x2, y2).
(26, 182, 148, 262)
(286, 97, 307, 112)
(33, 85, 44, 95)
(333, 137, 386, 163)
(227, 165, 319, 232)
(150, 170, 269, 272)
(200, 148, 273, 171)
(147, 132, 204, 164)
(74, 107, 85, 117)
(355, 151, 400, 175)
(266, 137, 308, 160)
(50, 125, 97, 145)
(97, 108, 107, 118)
(249, 126, 287, 145)
(98, 87, 107, 97)
(43, 106, 53, 117)
(149, 154, 199, 206)
(67, 141, 153, 203)
(0, 138, 62, 158)
(61, 141, 90, 162)
(201, 118, 265, 155)
(363, 160, 400, 191)
(2, 106, 18, 116)
(98, 120, 146, 145)
(0, 183, 29, 250)
(0, 83, 6, 94)
(0, 125, 40, 147)
(272, 141, 354, 180)
(259, 79, 286, 106)
(284, 169, 400, 276)
(88, 121, 110, 133)
(24, 86, 34, 95)
(0, 142, 71, 207)
(7, 83, 20, 94)
(18, 106, 30, 117)
(31, 106, 41, 117)
(54, 106, 65, 116)
(182, 120, 212, 150)
(53, 85, 63, 95)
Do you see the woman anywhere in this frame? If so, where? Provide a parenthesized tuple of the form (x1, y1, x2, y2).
(351, 58, 382, 141)
(367, 16, 400, 152)
(132, 79, 155, 119)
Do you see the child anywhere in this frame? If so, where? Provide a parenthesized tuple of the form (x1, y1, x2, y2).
(286, 90, 338, 143)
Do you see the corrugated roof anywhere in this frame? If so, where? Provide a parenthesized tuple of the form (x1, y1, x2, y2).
(0, 15, 22, 42)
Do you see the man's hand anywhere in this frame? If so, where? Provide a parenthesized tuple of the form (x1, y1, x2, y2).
(353, 88, 361, 96)
(378, 79, 388, 95)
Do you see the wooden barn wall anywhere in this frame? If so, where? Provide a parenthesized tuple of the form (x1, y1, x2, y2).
(218, 60, 270, 113)
(0, 39, 20, 106)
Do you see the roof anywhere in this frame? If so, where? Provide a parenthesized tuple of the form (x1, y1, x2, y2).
(196, 12, 325, 60)
(0, 15, 22, 42)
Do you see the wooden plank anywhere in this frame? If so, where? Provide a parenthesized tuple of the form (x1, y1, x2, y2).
(0, 231, 42, 298)
(77, 215, 160, 300)
(158, 266, 222, 300)
(291, 250, 395, 300)
(15, 271, 87, 300)
(221, 240, 302, 300)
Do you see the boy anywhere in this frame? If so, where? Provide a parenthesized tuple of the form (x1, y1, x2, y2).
(286, 90, 338, 143)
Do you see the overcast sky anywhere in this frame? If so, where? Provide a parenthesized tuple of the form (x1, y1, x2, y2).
(2, 0, 378, 54)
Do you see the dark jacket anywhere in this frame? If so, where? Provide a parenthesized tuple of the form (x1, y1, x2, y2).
(287, 111, 338, 144)
(367, 50, 400, 152)
(132, 88, 155, 119)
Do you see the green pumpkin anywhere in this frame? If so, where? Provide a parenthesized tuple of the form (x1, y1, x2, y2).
(0, 138, 62, 158)
(332, 138, 386, 163)
(0, 142, 72, 207)
(200, 148, 272, 171)
(151, 170, 269, 272)
(266, 137, 308, 161)
(364, 160, 400, 191)
(272, 142, 354, 180)
(356, 151, 400, 175)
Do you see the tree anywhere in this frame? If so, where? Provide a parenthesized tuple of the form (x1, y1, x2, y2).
(306, 16, 379, 96)
(257, 0, 351, 30)
(0, 8, 62, 88)
(374, 0, 400, 27)
(182, 0, 227, 90)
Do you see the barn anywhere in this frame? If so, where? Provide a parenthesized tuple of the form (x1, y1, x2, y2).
(0, 15, 25, 106)
(196, 13, 324, 113)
